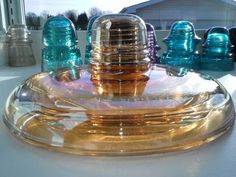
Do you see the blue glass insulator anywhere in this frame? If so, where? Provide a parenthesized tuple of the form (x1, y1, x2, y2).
(229, 27, 236, 61)
(146, 23, 160, 64)
(42, 16, 82, 72)
(84, 16, 99, 65)
(203, 27, 228, 44)
(161, 21, 201, 69)
(201, 27, 234, 71)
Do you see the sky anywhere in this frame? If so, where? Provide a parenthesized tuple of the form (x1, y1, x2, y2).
(25, 0, 148, 15)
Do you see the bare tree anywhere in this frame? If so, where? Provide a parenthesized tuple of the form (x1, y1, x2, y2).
(77, 12, 89, 30)
(64, 10, 78, 28)
(40, 10, 51, 19)
(88, 7, 111, 18)
(26, 12, 40, 30)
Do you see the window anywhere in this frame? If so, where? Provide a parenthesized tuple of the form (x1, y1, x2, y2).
(24, 0, 147, 30)
(1, 0, 236, 31)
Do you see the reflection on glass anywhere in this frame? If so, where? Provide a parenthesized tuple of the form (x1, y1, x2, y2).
(165, 66, 189, 77)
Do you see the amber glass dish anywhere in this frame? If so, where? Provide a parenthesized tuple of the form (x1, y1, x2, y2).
(3, 64, 235, 155)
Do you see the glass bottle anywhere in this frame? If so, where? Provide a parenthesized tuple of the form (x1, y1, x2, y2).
(7, 25, 36, 67)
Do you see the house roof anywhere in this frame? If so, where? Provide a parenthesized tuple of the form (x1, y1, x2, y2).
(120, 0, 163, 13)
(120, 0, 236, 13)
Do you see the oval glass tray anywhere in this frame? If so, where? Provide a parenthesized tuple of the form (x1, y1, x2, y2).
(3, 65, 235, 156)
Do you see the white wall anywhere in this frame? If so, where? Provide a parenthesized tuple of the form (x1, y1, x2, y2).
(136, 0, 236, 29)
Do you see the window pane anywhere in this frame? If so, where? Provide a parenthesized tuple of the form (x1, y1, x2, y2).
(24, 0, 147, 30)
(24, 0, 236, 30)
